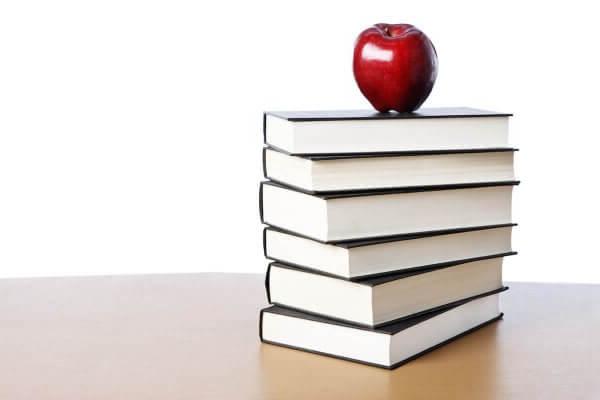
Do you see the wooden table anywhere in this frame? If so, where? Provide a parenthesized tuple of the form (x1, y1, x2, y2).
(0, 273, 598, 399)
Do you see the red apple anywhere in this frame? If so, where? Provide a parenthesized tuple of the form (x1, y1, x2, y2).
(353, 24, 438, 113)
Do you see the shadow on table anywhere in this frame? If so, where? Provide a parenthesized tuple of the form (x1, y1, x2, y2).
(258, 321, 502, 400)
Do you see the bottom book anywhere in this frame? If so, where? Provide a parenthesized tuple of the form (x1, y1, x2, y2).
(260, 290, 505, 369)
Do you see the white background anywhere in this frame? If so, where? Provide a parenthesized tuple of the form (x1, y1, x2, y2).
(1, 0, 598, 282)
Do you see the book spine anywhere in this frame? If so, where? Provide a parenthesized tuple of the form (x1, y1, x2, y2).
(262, 113, 267, 143)
(262, 228, 268, 258)
(262, 147, 268, 179)
(265, 262, 273, 303)
(258, 308, 265, 341)
(258, 182, 265, 224)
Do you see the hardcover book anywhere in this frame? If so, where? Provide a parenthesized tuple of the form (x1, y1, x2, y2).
(264, 107, 511, 155)
(266, 254, 513, 327)
(260, 289, 506, 369)
(264, 146, 516, 193)
(264, 224, 515, 280)
(260, 180, 518, 242)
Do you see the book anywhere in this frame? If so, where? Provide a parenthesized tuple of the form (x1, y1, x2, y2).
(263, 147, 517, 193)
(260, 181, 518, 242)
(264, 224, 515, 280)
(264, 108, 511, 155)
(266, 255, 512, 327)
(260, 290, 505, 369)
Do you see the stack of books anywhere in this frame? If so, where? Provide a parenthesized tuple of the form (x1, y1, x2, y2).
(258, 108, 518, 369)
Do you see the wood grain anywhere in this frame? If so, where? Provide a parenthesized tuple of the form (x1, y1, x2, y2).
(0, 274, 598, 399)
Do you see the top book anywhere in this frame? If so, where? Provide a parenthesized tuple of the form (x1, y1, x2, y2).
(264, 107, 511, 155)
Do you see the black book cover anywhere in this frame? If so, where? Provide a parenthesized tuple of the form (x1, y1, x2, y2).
(260, 179, 520, 200)
(259, 287, 507, 369)
(265, 107, 512, 122)
(263, 144, 518, 162)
